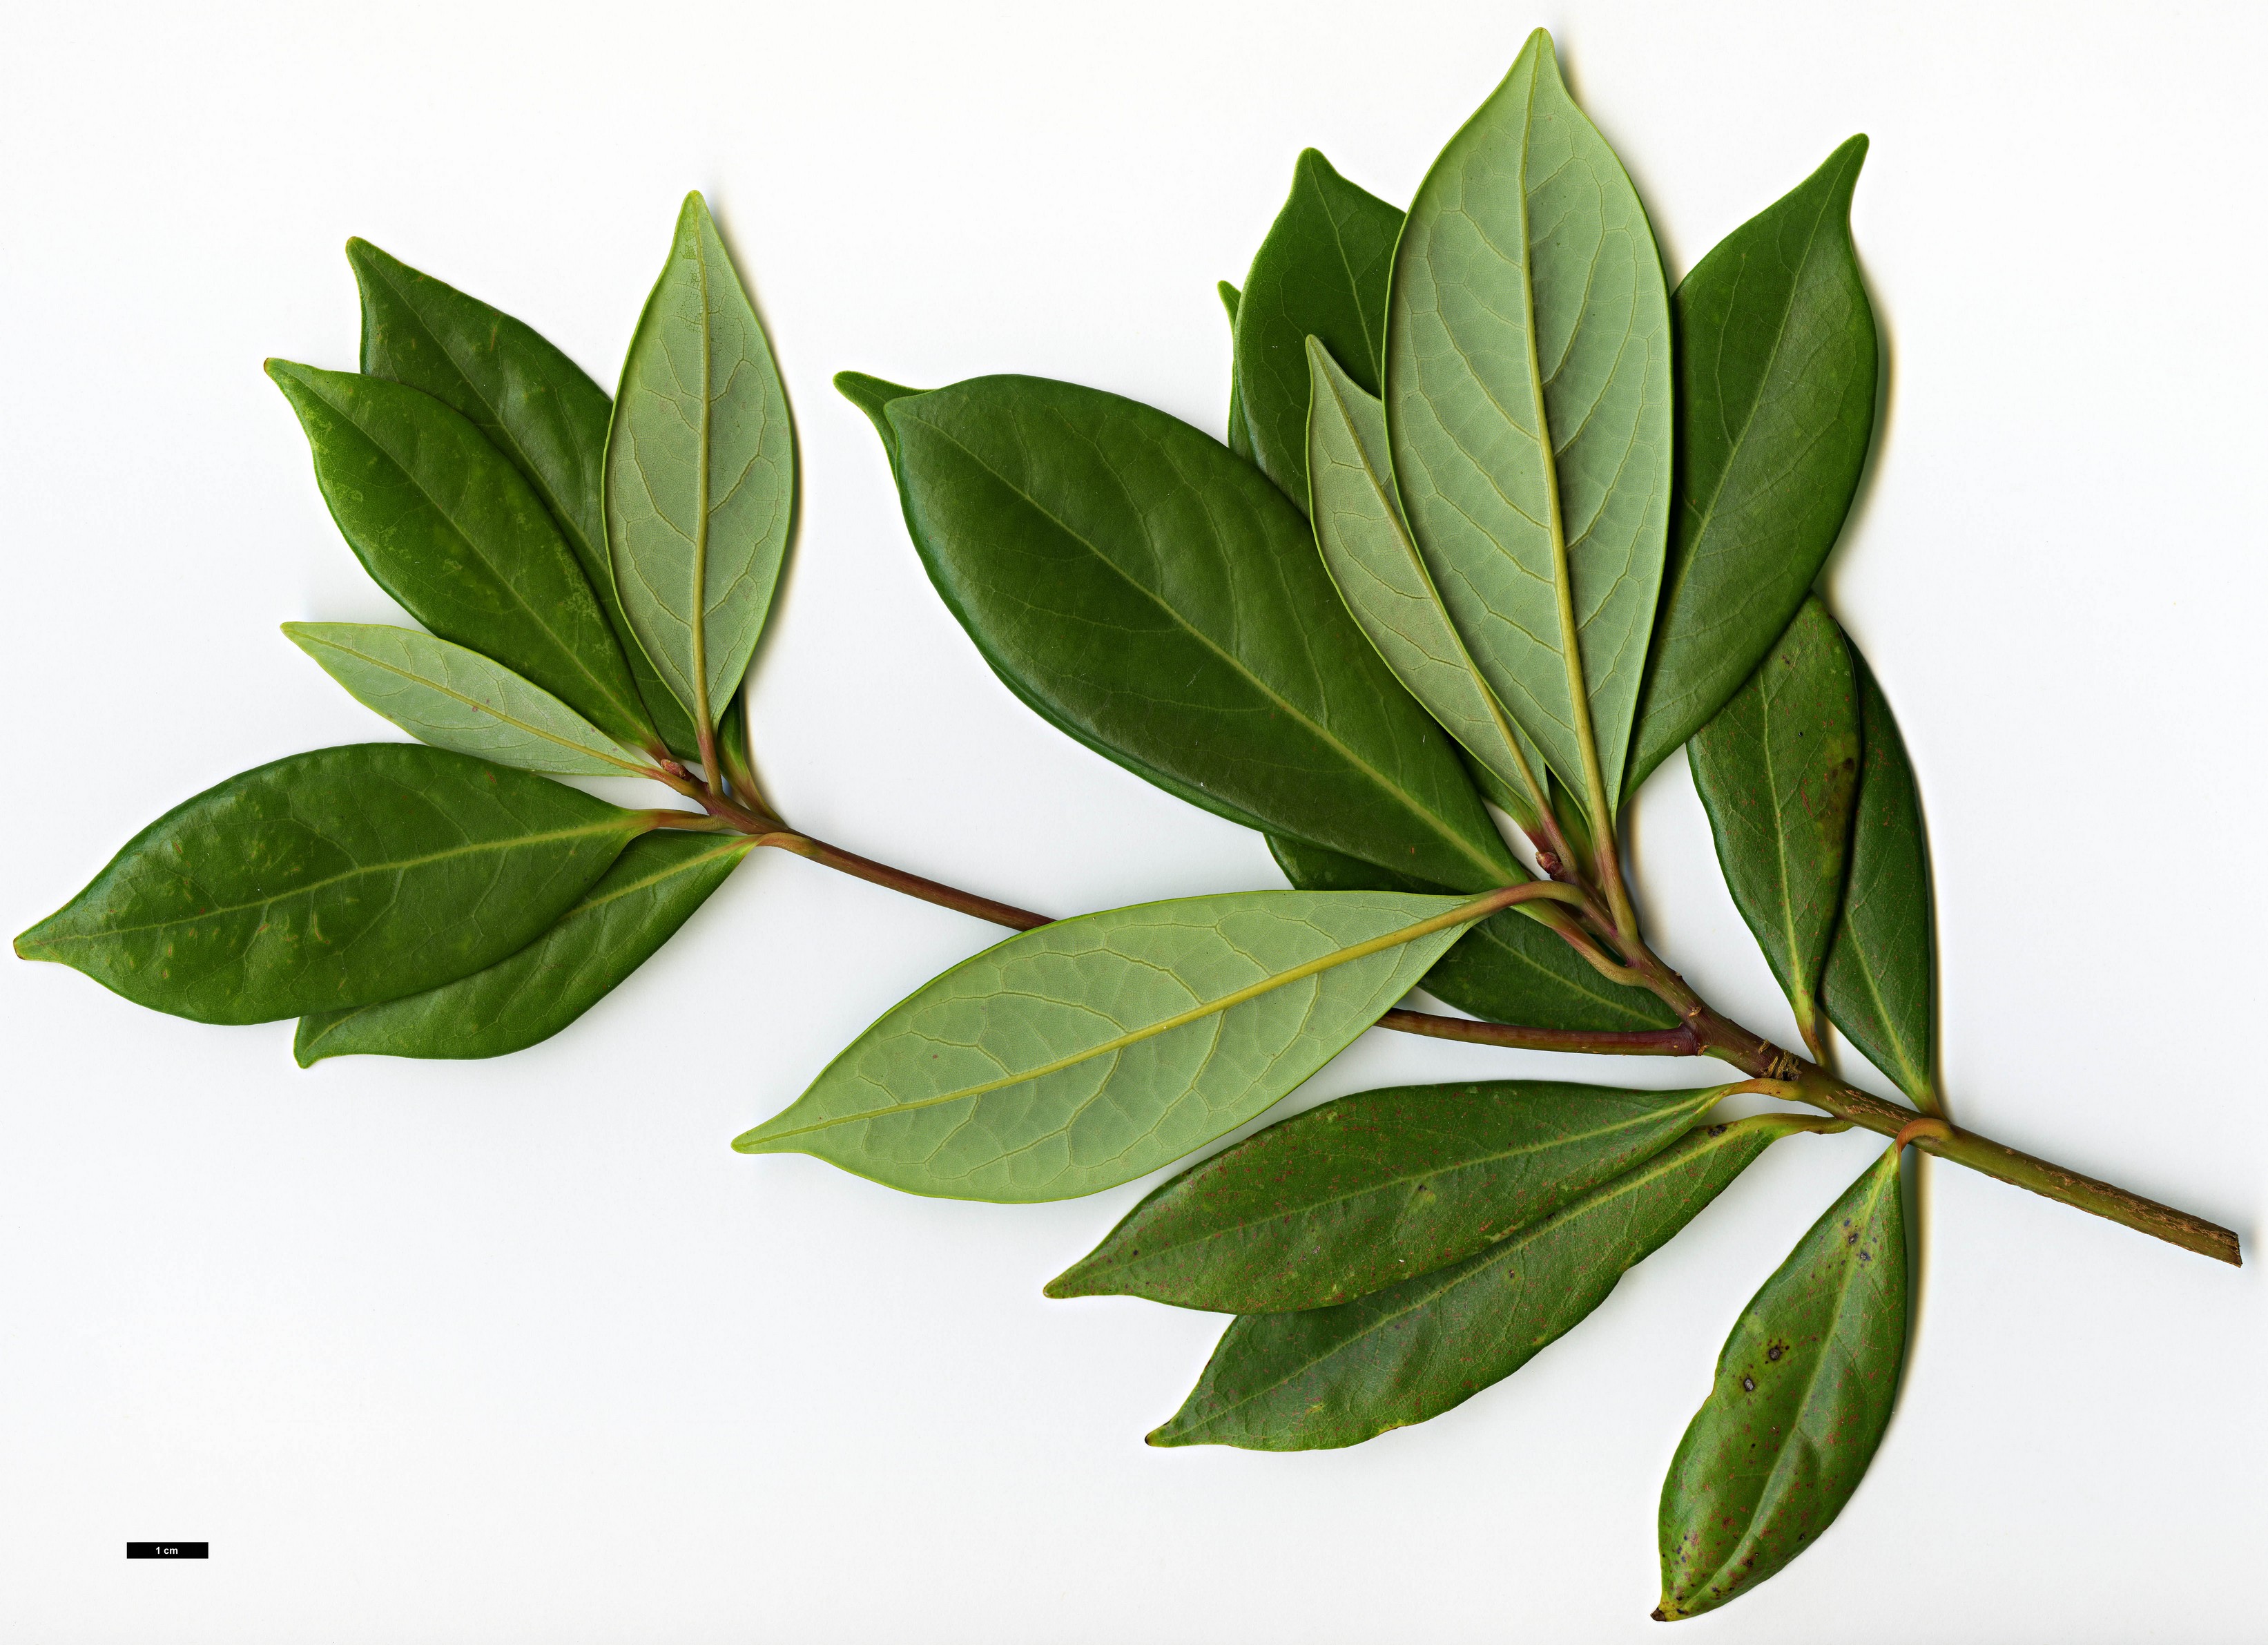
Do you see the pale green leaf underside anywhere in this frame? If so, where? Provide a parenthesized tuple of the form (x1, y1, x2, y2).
(1385, 28, 1672, 806)
(1306, 340, 1540, 827)
(606, 192, 794, 727)
(734, 889, 1480, 1203)
(285, 623, 652, 778)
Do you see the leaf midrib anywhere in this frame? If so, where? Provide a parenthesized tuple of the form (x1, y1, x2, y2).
(909, 412, 1509, 885)
(33, 816, 636, 946)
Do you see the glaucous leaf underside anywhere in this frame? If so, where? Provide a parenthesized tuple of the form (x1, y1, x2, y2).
(1386, 28, 1672, 810)
(606, 191, 795, 728)
(734, 889, 1484, 1202)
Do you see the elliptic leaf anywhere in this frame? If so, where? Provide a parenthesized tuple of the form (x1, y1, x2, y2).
(605, 192, 795, 729)
(265, 360, 652, 749)
(284, 622, 652, 778)
(1656, 1142, 1908, 1620)
(1625, 138, 1879, 797)
(14, 745, 647, 1024)
(734, 889, 1488, 1203)
(1268, 836, 1678, 1032)
(1688, 597, 1859, 1052)
(348, 236, 699, 758)
(1047, 1079, 1719, 1313)
(1821, 655, 1939, 1108)
(1150, 1114, 1814, 1451)
(1306, 340, 1540, 827)
(1386, 28, 1672, 809)
(295, 831, 751, 1063)
(1218, 280, 1254, 462)
(866, 373, 1518, 891)
(1234, 149, 1403, 503)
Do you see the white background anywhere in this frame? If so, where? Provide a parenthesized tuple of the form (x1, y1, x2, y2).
(3, 2, 2261, 1639)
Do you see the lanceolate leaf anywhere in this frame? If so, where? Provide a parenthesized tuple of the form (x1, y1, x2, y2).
(1047, 1079, 1719, 1313)
(284, 623, 653, 778)
(265, 361, 652, 749)
(347, 236, 699, 759)
(1306, 340, 1540, 829)
(1218, 281, 1254, 461)
(605, 191, 795, 729)
(1150, 1115, 1816, 1452)
(1656, 1142, 1908, 1620)
(1626, 138, 1879, 797)
(14, 745, 648, 1025)
(733, 889, 1487, 1203)
(1268, 836, 1678, 1032)
(295, 831, 751, 1063)
(1386, 28, 1673, 810)
(1234, 149, 1403, 504)
(1821, 655, 1939, 1108)
(864, 374, 1519, 891)
(1688, 597, 1859, 1053)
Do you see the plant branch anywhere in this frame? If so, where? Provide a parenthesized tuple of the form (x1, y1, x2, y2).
(672, 810, 2237, 1267)
(1377, 1008, 1700, 1057)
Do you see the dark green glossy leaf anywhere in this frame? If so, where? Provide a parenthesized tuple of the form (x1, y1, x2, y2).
(1218, 281, 1254, 461)
(295, 831, 750, 1063)
(1268, 835, 1678, 1032)
(734, 889, 1486, 1202)
(1306, 340, 1540, 828)
(1047, 1079, 1720, 1313)
(284, 623, 652, 778)
(1821, 655, 1939, 1108)
(1386, 28, 1672, 809)
(605, 192, 795, 729)
(14, 745, 646, 1025)
(866, 373, 1518, 891)
(1626, 138, 1879, 798)
(1656, 1142, 1907, 1620)
(1234, 148, 1402, 504)
(1688, 597, 1859, 1053)
(1150, 1114, 1816, 1451)
(348, 236, 699, 760)
(265, 360, 652, 749)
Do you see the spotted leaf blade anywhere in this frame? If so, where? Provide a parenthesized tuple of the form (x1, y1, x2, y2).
(1047, 1079, 1719, 1313)
(1656, 1142, 1908, 1620)
(1150, 1115, 1814, 1451)
(1688, 597, 1860, 1052)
